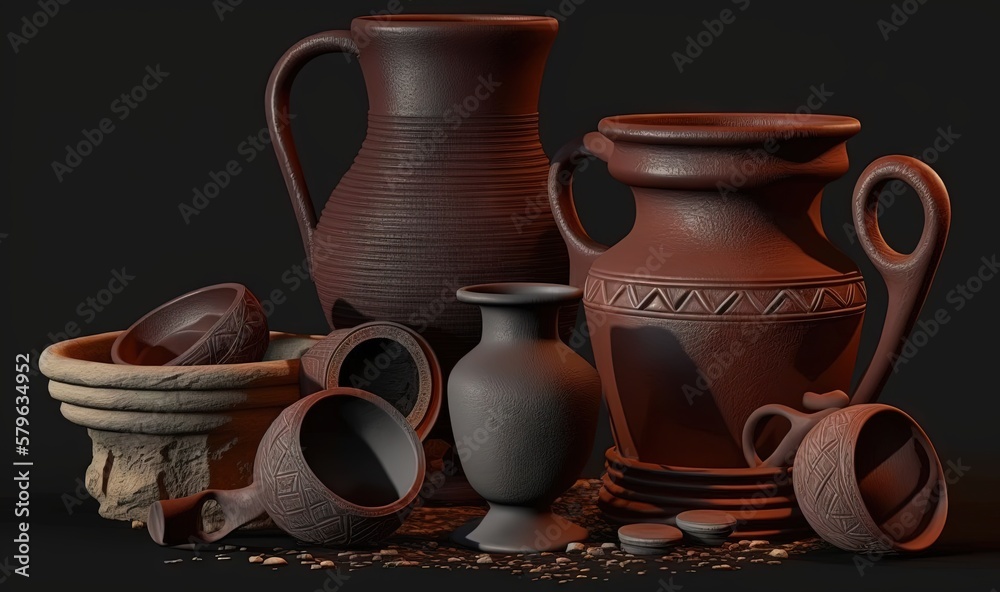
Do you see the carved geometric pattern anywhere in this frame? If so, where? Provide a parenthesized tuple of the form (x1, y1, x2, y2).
(584, 273, 867, 320)
(793, 406, 892, 552)
(254, 399, 407, 547)
(177, 289, 269, 365)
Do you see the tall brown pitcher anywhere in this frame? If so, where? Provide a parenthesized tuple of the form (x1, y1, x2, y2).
(266, 16, 571, 501)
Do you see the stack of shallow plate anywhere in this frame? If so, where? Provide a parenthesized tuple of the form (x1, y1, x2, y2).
(599, 447, 810, 539)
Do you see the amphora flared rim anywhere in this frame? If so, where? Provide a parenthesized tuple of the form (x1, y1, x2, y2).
(598, 113, 861, 145)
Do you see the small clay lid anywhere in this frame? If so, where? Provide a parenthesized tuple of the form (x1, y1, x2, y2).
(618, 523, 683, 548)
(674, 510, 738, 534)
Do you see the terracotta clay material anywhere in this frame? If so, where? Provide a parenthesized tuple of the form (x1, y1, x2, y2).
(674, 510, 738, 546)
(447, 283, 601, 552)
(112, 283, 269, 366)
(299, 322, 442, 440)
(599, 447, 808, 539)
(617, 523, 683, 555)
(742, 390, 851, 468)
(549, 113, 951, 529)
(266, 16, 574, 494)
(40, 331, 320, 527)
(148, 388, 425, 548)
(793, 404, 947, 553)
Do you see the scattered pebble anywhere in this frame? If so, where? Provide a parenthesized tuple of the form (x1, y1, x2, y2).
(147, 481, 828, 579)
(164, 559, 183, 564)
(131, 520, 145, 530)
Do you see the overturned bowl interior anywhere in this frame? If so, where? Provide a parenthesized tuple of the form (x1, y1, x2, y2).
(111, 283, 268, 366)
(794, 405, 948, 552)
(257, 388, 426, 546)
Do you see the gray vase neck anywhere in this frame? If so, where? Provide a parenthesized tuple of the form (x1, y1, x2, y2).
(477, 303, 560, 343)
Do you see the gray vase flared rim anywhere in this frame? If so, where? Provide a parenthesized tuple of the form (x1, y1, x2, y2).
(456, 282, 582, 306)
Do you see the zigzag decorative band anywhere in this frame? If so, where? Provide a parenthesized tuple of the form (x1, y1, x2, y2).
(583, 272, 867, 321)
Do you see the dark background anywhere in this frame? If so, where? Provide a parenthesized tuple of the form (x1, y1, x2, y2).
(3, 0, 998, 589)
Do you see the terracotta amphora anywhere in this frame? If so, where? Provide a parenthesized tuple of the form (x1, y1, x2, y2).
(549, 114, 951, 469)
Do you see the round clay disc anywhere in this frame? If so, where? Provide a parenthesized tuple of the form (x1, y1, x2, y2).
(674, 510, 738, 534)
(618, 523, 684, 548)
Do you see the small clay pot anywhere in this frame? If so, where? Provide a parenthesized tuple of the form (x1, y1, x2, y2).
(148, 388, 425, 547)
(793, 404, 947, 552)
(300, 322, 442, 440)
(112, 283, 268, 366)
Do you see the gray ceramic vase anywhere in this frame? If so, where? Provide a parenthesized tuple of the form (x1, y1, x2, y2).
(447, 283, 601, 552)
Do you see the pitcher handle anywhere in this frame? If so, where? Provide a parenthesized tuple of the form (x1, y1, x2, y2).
(266, 31, 360, 267)
(850, 155, 951, 405)
(547, 132, 615, 289)
(147, 484, 265, 546)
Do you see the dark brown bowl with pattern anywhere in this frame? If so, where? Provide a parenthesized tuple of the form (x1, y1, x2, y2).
(111, 283, 269, 366)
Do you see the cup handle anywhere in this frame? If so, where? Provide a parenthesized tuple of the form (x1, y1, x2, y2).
(547, 132, 615, 289)
(742, 391, 849, 468)
(849, 156, 951, 405)
(265, 30, 360, 269)
(147, 484, 264, 546)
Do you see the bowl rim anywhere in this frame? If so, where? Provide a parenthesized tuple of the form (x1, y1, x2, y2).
(41, 331, 321, 390)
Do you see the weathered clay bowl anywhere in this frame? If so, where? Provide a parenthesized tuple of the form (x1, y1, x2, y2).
(599, 447, 809, 539)
(41, 331, 320, 527)
(149, 388, 425, 547)
(300, 321, 442, 440)
(111, 283, 269, 366)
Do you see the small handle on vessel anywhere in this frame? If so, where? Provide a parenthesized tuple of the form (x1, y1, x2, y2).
(547, 132, 615, 289)
(742, 391, 849, 468)
(147, 485, 265, 546)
